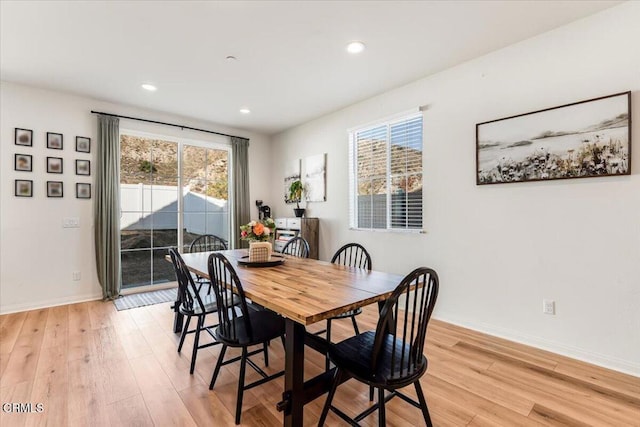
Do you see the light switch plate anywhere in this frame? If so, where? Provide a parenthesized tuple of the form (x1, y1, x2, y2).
(63, 217, 80, 228)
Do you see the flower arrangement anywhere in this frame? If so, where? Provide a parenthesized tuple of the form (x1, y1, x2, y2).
(240, 218, 276, 242)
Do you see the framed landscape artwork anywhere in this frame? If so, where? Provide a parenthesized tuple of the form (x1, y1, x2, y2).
(284, 159, 301, 203)
(476, 91, 631, 185)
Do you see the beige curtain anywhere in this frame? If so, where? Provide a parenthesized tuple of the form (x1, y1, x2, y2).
(231, 137, 250, 249)
(95, 115, 121, 299)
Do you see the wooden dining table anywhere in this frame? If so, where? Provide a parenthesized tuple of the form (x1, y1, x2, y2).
(174, 249, 404, 427)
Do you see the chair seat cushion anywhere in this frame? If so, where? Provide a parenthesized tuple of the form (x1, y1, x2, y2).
(330, 307, 362, 320)
(215, 310, 285, 347)
(329, 331, 427, 389)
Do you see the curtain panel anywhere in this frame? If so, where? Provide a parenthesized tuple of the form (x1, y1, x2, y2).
(231, 137, 250, 249)
(95, 115, 122, 299)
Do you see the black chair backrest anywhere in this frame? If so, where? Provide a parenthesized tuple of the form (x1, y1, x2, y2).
(189, 234, 228, 253)
(371, 267, 439, 380)
(207, 253, 252, 342)
(282, 236, 310, 258)
(168, 248, 206, 313)
(331, 243, 372, 270)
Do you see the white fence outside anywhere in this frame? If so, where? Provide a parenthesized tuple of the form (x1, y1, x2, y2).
(120, 183, 229, 237)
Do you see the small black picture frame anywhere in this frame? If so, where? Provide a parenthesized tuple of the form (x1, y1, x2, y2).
(15, 180, 33, 197)
(76, 136, 91, 153)
(75, 159, 91, 176)
(47, 132, 63, 149)
(47, 157, 63, 174)
(47, 181, 63, 198)
(76, 183, 91, 199)
(15, 154, 33, 172)
(15, 128, 33, 146)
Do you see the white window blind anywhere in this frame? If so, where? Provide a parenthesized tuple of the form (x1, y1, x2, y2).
(349, 113, 423, 231)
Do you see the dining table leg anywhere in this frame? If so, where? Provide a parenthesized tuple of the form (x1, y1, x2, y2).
(282, 318, 305, 427)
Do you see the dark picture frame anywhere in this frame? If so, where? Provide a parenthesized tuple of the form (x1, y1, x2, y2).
(47, 132, 63, 149)
(47, 157, 63, 174)
(76, 183, 91, 199)
(15, 128, 33, 146)
(76, 136, 91, 153)
(15, 180, 33, 197)
(47, 181, 63, 198)
(476, 91, 631, 185)
(75, 159, 90, 176)
(15, 154, 33, 172)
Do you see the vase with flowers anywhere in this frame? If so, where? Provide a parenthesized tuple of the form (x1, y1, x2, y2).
(240, 218, 276, 262)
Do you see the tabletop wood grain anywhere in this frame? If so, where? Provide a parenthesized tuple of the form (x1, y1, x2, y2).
(174, 250, 404, 326)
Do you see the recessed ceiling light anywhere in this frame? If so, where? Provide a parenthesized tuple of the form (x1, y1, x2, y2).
(141, 83, 157, 91)
(346, 41, 365, 54)
(239, 108, 251, 114)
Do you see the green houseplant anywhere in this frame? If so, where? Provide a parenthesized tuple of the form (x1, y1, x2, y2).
(289, 180, 305, 217)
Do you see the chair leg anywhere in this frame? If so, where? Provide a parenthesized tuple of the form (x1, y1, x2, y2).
(177, 315, 191, 353)
(414, 381, 433, 427)
(325, 319, 332, 371)
(318, 368, 343, 427)
(190, 316, 203, 374)
(378, 387, 386, 427)
(351, 315, 360, 335)
(209, 345, 227, 390)
(369, 385, 374, 401)
(235, 348, 248, 425)
(263, 342, 269, 367)
(280, 334, 285, 348)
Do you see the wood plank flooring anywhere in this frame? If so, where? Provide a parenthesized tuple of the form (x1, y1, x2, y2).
(1, 299, 638, 426)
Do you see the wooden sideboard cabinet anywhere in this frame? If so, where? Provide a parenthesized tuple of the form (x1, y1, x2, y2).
(273, 217, 319, 259)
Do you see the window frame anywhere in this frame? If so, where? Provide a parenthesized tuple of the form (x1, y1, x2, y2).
(348, 111, 425, 233)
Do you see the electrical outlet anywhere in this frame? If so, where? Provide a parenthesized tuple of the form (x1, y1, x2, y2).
(63, 217, 80, 228)
(72, 271, 81, 281)
(543, 299, 555, 315)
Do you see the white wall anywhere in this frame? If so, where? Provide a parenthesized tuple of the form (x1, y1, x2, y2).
(0, 81, 271, 313)
(269, 3, 640, 375)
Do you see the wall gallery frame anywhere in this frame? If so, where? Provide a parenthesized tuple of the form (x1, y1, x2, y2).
(15, 128, 33, 146)
(76, 159, 90, 175)
(15, 180, 33, 197)
(476, 91, 631, 185)
(15, 154, 32, 172)
(47, 181, 63, 198)
(284, 159, 301, 203)
(76, 136, 91, 153)
(76, 183, 91, 199)
(304, 153, 326, 202)
(47, 157, 63, 173)
(47, 132, 63, 149)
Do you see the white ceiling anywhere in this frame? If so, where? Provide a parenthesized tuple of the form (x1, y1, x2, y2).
(0, 1, 621, 135)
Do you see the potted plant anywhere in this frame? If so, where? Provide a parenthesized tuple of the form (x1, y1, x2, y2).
(289, 180, 305, 217)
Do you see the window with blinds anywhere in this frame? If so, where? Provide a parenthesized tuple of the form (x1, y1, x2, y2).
(349, 113, 423, 231)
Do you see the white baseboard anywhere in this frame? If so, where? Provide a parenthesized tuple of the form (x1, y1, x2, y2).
(0, 292, 103, 315)
(436, 314, 640, 378)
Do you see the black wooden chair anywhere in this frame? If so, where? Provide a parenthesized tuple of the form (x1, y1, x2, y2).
(207, 253, 286, 425)
(188, 234, 228, 291)
(281, 236, 310, 258)
(189, 234, 228, 253)
(319, 267, 439, 427)
(168, 248, 221, 374)
(325, 243, 372, 334)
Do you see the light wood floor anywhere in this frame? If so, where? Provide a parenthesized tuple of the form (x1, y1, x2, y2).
(1, 299, 639, 426)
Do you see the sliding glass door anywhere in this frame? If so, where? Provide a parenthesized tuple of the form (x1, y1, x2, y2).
(119, 132, 230, 289)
